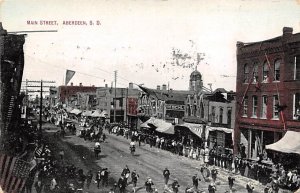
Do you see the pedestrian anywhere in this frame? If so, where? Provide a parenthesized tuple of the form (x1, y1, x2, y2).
(59, 149, 64, 161)
(211, 166, 218, 183)
(96, 170, 101, 189)
(228, 173, 235, 192)
(86, 170, 93, 189)
(208, 182, 216, 193)
(118, 175, 127, 193)
(246, 181, 255, 193)
(271, 178, 279, 193)
(192, 174, 200, 190)
(163, 167, 170, 185)
(131, 169, 139, 188)
(34, 180, 43, 193)
(171, 179, 180, 193)
(145, 177, 154, 193)
(122, 165, 131, 185)
(94, 141, 101, 159)
(101, 168, 109, 187)
(103, 133, 106, 142)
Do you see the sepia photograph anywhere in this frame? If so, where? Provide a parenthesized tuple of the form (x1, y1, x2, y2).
(0, 0, 300, 192)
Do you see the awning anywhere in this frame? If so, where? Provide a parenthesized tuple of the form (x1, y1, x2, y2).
(82, 110, 93, 117)
(65, 106, 73, 113)
(152, 119, 174, 134)
(266, 131, 300, 155)
(100, 110, 108, 118)
(207, 126, 233, 133)
(176, 122, 204, 138)
(70, 108, 82, 115)
(91, 110, 102, 117)
(140, 117, 155, 128)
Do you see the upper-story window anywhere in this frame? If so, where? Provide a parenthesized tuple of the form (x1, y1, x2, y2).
(261, 95, 267, 119)
(252, 95, 258, 117)
(294, 56, 300, 80)
(211, 106, 216, 122)
(219, 107, 223, 124)
(274, 60, 281, 81)
(293, 93, 300, 121)
(244, 64, 249, 83)
(253, 63, 259, 83)
(262, 61, 269, 82)
(243, 96, 248, 117)
(273, 95, 279, 119)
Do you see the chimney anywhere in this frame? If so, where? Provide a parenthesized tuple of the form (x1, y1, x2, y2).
(157, 85, 161, 90)
(70, 82, 73, 86)
(162, 84, 167, 91)
(105, 84, 108, 88)
(129, 82, 133, 89)
(282, 27, 293, 39)
(79, 83, 82, 87)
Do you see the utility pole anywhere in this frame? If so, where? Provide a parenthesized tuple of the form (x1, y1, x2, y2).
(39, 80, 43, 135)
(114, 70, 117, 123)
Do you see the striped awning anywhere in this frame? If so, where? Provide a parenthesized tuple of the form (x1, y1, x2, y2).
(176, 122, 204, 138)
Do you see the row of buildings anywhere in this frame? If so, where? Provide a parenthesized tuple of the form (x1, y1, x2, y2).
(48, 27, 300, 163)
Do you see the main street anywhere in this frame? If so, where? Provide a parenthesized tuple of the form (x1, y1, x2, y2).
(42, 121, 269, 193)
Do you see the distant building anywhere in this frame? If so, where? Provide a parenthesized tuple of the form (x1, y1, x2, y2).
(57, 83, 97, 104)
(235, 27, 300, 158)
(189, 68, 203, 92)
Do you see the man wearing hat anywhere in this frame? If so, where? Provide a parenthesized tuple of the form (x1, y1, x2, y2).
(228, 172, 235, 192)
(208, 182, 216, 193)
(145, 177, 154, 193)
(171, 179, 180, 193)
(101, 168, 109, 187)
(211, 166, 218, 183)
(192, 174, 201, 190)
(163, 167, 170, 185)
(118, 175, 127, 193)
(131, 169, 139, 188)
(96, 170, 101, 189)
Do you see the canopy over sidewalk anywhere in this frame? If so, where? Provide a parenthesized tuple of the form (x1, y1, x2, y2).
(176, 122, 204, 138)
(70, 108, 82, 115)
(266, 131, 300, 155)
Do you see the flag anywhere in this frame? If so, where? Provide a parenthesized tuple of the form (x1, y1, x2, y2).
(65, 69, 76, 85)
(0, 153, 31, 193)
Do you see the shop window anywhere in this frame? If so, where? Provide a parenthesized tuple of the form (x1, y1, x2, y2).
(273, 95, 279, 119)
(261, 95, 267, 119)
(294, 56, 300, 80)
(243, 96, 248, 117)
(262, 61, 269, 82)
(252, 95, 258, 117)
(244, 64, 249, 83)
(293, 93, 300, 121)
(219, 107, 223, 124)
(253, 63, 259, 83)
(274, 60, 280, 81)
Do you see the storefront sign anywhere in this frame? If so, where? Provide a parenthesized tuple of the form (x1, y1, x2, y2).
(165, 104, 185, 111)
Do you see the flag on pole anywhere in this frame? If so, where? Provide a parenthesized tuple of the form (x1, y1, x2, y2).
(0, 153, 31, 193)
(65, 70, 76, 85)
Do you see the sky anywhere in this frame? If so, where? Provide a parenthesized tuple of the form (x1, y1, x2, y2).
(1, 0, 300, 92)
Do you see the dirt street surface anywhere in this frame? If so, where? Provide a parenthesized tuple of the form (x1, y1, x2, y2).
(42, 122, 271, 193)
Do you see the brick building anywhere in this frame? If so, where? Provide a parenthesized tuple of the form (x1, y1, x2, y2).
(234, 27, 300, 159)
(57, 83, 97, 104)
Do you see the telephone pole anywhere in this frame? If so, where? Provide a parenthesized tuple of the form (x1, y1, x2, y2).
(114, 70, 117, 122)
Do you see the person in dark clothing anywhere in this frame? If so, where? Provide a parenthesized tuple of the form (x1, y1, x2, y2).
(86, 170, 93, 189)
(101, 168, 109, 187)
(96, 170, 101, 189)
(145, 177, 154, 193)
(103, 133, 106, 142)
(121, 165, 130, 185)
(171, 179, 180, 193)
(208, 182, 216, 193)
(228, 174, 235, 191)
(118, 175, 127, 193)
(211, 166, 218, 183)
(34, 180, 43, 193)
(131, 169, 139, 188)
(192, 174, 201, 190)
(163, 167, 170, 185)
(246, 181, 255, 193)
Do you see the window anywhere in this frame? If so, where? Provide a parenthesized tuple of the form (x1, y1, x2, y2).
(262, 61, 269, 82)
(294, 56, 300, 80)
(243, 96, 248, 116)
(252, 96, 258, 117)
(227, 107, 232, 127)
(211, 106, 216, 122)
(261, 96, 267, 118)
(273, 95, 279, 119)
(253, 63, 258, 83)
(219, 107, 223, 124)
(293, 93, 300, 121)
(200, 102, 204, 118)
(274, 60, 280, 81)
(244, 64, 249, 83)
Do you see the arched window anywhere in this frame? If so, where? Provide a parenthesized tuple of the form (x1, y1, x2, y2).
(262, 61, 269, 82)
(274, 60, 281, 81)
(244, 64, 249, 83)
(253, 62, 258, 83)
